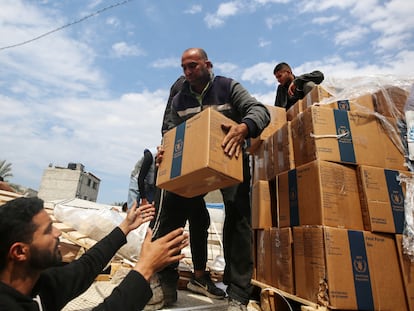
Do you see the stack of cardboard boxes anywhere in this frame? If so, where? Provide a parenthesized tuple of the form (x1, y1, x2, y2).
(252, 85, 413, 310)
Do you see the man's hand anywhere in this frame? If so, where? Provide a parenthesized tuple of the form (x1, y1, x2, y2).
(221, 123, 248, 158)
(133, 228, 189, 281)
(118, 201, 155, 236)
(155, 145, 164, 167)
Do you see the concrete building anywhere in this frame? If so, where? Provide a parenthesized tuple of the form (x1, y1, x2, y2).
(38, 163, 100, 202)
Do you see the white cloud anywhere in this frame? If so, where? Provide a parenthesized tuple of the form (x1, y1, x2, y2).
(0, 1, 105, 98)
(265, 15, 288, 29)
(254, 0, 291, 4)
(312, 15, 339, 25)
(299, 0, 356, 13)
(215, 62, 240, 77)
(217, 1, 241, 17)
(111, 42, 146, 57)
(0, 88, 168, 196)
(106, 17, 120, 27)
(184, 4, 202, 14)
(334, 25, 370, 46)
(204, 1, 242, 28)
(241, 62, 275, 85)
(151, 57, 180, 69)
(204, 0, 266, 28)
(300, 0, 414, 55)
(204, 13, 225, 28)
(87, 0, 103, 10)
(374, 33, 412, 52)
(258, 38, 271, 47)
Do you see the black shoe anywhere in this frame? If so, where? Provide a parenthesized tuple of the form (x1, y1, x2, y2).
(187, 272, 226, 299)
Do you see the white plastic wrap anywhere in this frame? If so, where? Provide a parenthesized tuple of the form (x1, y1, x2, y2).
(54, 199, 148, 261)
(398, 173, 414, 262)
(405, 84, 414, 163)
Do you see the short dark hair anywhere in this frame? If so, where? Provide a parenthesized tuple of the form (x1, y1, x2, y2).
(0, 197, 44, 270)
(273, 62, 292, 74)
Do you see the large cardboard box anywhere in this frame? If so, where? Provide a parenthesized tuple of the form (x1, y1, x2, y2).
(256, 229, 272, 285)
(270, 227, 294, 294)
(252, 137, 273, 182)
(277, 168, 299, 228)
(317, 93, 375, 112)
(278, 160, 363, 230)
(396, 234, 414, 311)
(303, 84, 335, 106)
(252, 180, 276, 229)
(253, 121, 294, 184)
(287, 85, 334, 121)
(357, 165, 410, 233)
(373, 85, 409, 118)
(248, 105, 286, 153)
(157, 108, 243, 197)
(270, 121, 294, 176)
(291, 106, 406, 170)
(286, 99, 302, 121)
(294, 226, 408, 310)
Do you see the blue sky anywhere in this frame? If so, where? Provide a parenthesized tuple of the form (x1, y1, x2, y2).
(1, 0, 414, 204)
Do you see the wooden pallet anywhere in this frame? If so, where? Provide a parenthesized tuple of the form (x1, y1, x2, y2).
(0, 189, 22, 205)
(252, 279, 328, 311)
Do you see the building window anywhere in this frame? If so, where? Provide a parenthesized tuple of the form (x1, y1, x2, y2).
(87, 179, 91, 187)
(93, 181, 97, 189)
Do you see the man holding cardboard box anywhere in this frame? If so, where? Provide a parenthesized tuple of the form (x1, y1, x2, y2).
(152, 48, 270, 311)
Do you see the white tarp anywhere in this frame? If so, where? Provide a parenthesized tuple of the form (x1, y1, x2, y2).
(53, 198, 148, 261)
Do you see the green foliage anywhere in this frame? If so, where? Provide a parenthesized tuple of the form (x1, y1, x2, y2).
(0, 160, 13, 181)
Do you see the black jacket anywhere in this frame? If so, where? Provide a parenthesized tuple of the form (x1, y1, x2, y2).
(0, 227, 152, 311)
(275, 70, 324, 110)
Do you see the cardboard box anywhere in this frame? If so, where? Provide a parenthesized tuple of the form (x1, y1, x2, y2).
(317, 93, 375, 112)
(277, 168, 299, 228)
(270, 121, 294, 176)
(252, 121, 294, 183)
(156, 108, 243, 197)
(252, 229, 257, 281)
(256, 229, 272, 285)
(252, 180, 277, 229)
(291, 106, 406, 170)
(381, 115, 408, 170)
(270, 227, 294, 294)
(294, 226, 408, 310)
(252, 137, 273, 182)
(303, 84, 335, 106)
(373, 85, 409, 118)
(396, 234, 414, 311)
(287, 85, 334, 121)
(357, 165, 409, 233)
(248, 105, 286, 153)
(278, 160, 364, 230)
(286, 99, 302, 121)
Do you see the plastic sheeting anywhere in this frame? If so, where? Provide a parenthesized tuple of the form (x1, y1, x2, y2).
(53, 198, 148, 261)
(319, 76, 414, 261)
